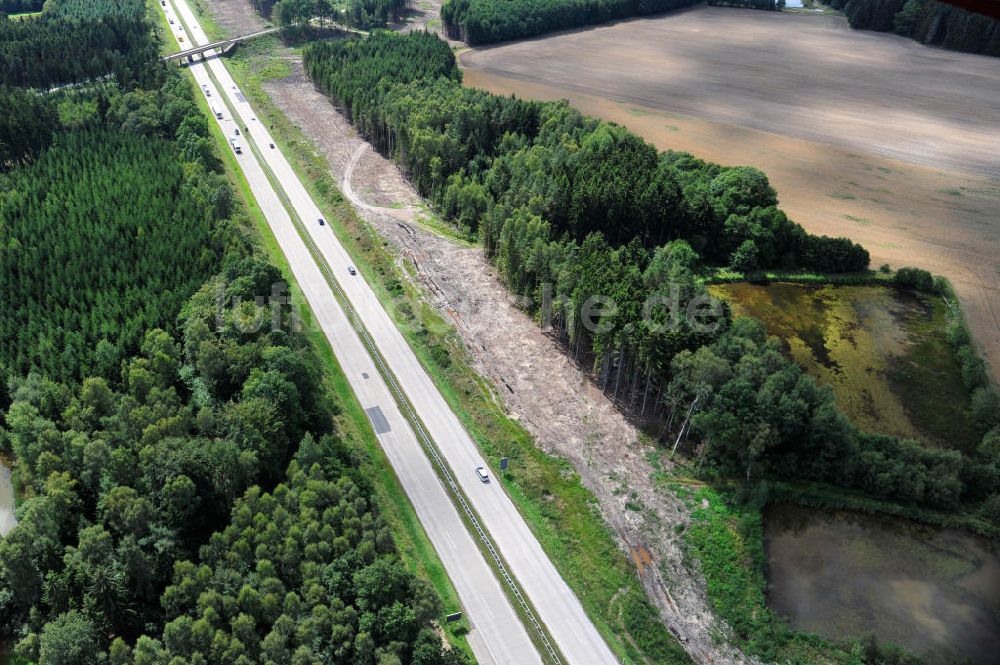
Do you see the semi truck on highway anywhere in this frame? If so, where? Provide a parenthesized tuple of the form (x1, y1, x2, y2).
(211, 104, 222, 119)
(229, 136, 242, 154)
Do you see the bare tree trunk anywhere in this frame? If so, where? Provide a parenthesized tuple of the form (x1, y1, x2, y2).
(671, 395, 700, 457)
(612, 347, 625, 404)
(640, 371, 651, 416)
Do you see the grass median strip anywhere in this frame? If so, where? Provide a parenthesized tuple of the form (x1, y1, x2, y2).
(215, 72, 563, 665)
(181, 27, 565, 662)
(157, 3, 476, 658)
(216, 30, 690, 665)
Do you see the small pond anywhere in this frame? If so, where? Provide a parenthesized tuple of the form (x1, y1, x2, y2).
(765, 502, 1000, 664)
(710, 282, 978, 451)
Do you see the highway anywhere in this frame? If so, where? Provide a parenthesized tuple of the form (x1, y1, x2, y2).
(160, 3, 619, 664)
(158, 6, 538, 664)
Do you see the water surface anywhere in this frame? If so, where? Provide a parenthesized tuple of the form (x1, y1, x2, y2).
(765, 502, 1000, 664)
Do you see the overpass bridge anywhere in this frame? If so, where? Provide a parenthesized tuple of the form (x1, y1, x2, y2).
(162, 26, 279, 62)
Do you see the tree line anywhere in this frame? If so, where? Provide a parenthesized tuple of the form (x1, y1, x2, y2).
(304, 32, 867, 272)
(303, 33, 868, 396)
(832, 0, 1000, 56)
(302, 32, 1000, 521)
(441, 0, 702, 44)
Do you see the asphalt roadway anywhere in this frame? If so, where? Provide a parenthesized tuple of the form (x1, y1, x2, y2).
(160, 2, 619, 664)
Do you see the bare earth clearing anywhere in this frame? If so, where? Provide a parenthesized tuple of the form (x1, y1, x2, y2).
(461, 5, 1000, 384)
(205, 1, 753, 662)
(264, 56, 753, 665)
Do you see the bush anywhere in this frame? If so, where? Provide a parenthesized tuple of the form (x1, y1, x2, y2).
(893, 266, 934, 292)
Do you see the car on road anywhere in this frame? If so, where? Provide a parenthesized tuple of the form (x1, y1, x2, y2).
(201, 84, 209, 96)
(318, 218, 325, 226)
(348, 266, 357, 275)
(475, 466, 489, 483)
(269, 143, 275, 149)
(168, 17, 174, 24)
(234, 128, 239, 135)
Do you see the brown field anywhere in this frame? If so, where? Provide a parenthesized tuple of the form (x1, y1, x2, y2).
(460, 5, 1000, 383)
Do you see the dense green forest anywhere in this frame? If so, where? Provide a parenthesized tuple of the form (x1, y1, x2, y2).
(302, 32, 1000, 521)
(0, 0, 41, 15)
(49, 0, 147, 20)
(441, 0, 702, 44)
(0, 262, 468, 664)
(831, 0, 1000, 56)
(0, 0, 159, 89)
(0, 74, 239, 383)
(0, 86, 58, 168)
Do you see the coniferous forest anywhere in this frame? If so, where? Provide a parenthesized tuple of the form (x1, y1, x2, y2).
(0, 2, 471, 663)
(0, 0, 42, 14)
(303, 31, 1000, 522)
(832, 0, 1000, 56)
(0, 6, 160, 89)
(0, 128, 232, 383)
(441, 0, 702, 43)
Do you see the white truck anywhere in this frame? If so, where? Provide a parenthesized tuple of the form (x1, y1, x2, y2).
(229, 136, 242, 154)
(210, 104, 222, 119)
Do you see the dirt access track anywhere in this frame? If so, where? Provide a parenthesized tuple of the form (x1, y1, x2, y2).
(202, 1, 754, 662)
(461, 5, 1000, 383)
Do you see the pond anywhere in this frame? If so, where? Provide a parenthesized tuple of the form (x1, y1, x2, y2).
(709, 282, 979, 452)
(765, 503, 1000, 664)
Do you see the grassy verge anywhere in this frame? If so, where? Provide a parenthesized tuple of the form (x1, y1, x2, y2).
(217, 31, 689, 663)
(705, 267, 891, 286)
(148, 0, 179, 55)
(186, 0, 228, 41)
(765, 480, 999, 538)
(222, 34, 690, 665)
(161, 15, 474, 657)
(673, 482, 860, 665)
